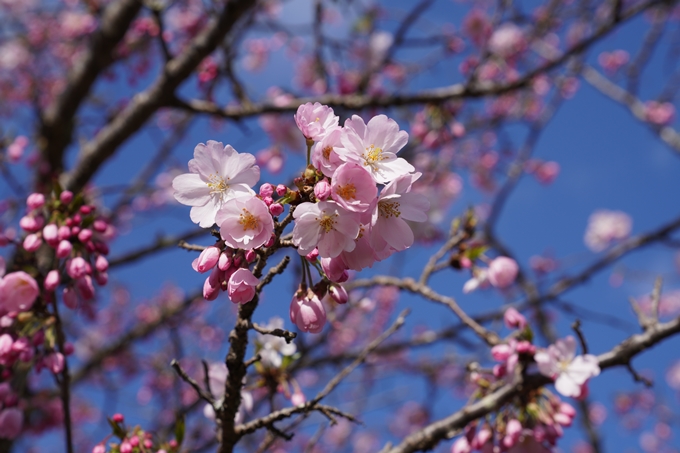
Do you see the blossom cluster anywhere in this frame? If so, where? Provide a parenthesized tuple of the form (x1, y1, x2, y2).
(452, 308, 601, 452)
(172, 103, 429, 333)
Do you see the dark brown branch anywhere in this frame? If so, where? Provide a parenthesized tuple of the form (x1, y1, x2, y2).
(39, 0, 144, 175)
(62, 0, 259, 192)
(171, 359, 215, 405)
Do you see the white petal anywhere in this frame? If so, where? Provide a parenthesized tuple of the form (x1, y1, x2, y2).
(173, 173, 211, 206)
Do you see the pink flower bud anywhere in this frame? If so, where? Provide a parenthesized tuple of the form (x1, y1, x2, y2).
(92, 445, 106, 453)
(0, 271, 39, 312)
(129, 436, 139, 447)
(558, 402, 576, 418)
(218, 253, 231, 271)
(269, 202, 284, 216)
(503, 419, 522, 448)
(491, 343, 513, 362)
(67, 257, 89, 279)
(120, 440, 132, 453)
(314, 179, 331, 201)
(289, 290, 326, 333)
(71, 226, 80, 236)
(320, 257, 349, 283)
(263, 196, 273, 206)
(62, 287, 78, 309)
(77, 228, 93, 243)
(493, 364, 506, 378)
(553, 412, 572, 427)
(42, 224, 59, 246)
(329, 285, 348, 304)
(259, 183, 274, 198)
(227, 268, 259, 304)
(23, 234, 41, 252)
(26, 193, 45, 210)
(471, 428, 492, 449)
(0, 334, 13, 357)
(276, 184, 287, 196)
(488, 256, 519, 288)
(305, 248, 319, 262)
(0, 407, 23, 439)
(203, 268, 221, 301)
(95, 255, 109, 272)
(64, 342, 74, 355)
(93, 219, 107, 232)
(193, 246, 220, 274)
(79, 205, 93, 215)
(112, 413, 124, 423)
(504, 307, 527, 330)
(44, 270, 60, 291)
(19, 216, 41, 232)
(59, 191, 73, 205)
(245, 250, 257, 263)
(57, 226, 71, 240)
(72, 214, 81, 224)
(43, 352, 64, 374)
(56, 240, 72, 258)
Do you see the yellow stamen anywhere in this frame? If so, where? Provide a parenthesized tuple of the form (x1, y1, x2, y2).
(239, 209, 259, 231)
(364, 144, 386, 166)
(322, 146, 333, 160)
(206, 173, 229, 194)
(335, 183, 357, 200)
(318, 214, 337, 233)
(378, 200, 401, 218)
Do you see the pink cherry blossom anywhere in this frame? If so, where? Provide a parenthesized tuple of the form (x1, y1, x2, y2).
(0, 271, 39, 313)
(337, 114, 415, 184)
(172, 141, 260, 228)
(294, 102, 339, 141)
(43, 352, 65, 374)
(331, 163, 377, 213)
(340, 224, 378, 272)
(584, 210, 632, 252)
(292, 201, 360, 258)
(311, 128, 344, 177)
(227, 268, 259, 304)
(370, 172, 430, 253)
(216, 195, 274, 250)
(314, 178, 331, 201)
(320, 256, 349, 283)
(289, 289, 326, 333)
(451, 436, 471, 453)
(488, 23, 526, 57)
(534, 336, 601, 398)
(488, 256, 519, 288)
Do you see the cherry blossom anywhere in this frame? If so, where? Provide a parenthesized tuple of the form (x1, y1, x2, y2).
(487, 256, 519, 288)
(172, 141, 260, 228)
(202, 362, 252, 422)
(330, 163, 377, 213)
(216, 195, 274, 250)
(311, 128, 344, 177)
(294, 102, 339, 141)
(289, 289, 326, 333)
(338, 114, 415, 184)
(227, 268, 259, 304)
(370, 172, 430, 253)
(584, 209, 632, 252)
(534, 336, 600, 398)
(292, 201, 360, 258)
(255, 317, 297, 368)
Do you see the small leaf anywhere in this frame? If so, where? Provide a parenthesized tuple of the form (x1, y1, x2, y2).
(174, 414, 185, 446)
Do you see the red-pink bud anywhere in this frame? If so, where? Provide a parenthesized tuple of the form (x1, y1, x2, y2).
(558, 402, 576, 418)
(245, 250, 257, 263)
(95, 272, 108, 286)
(488, 256, 519, 288)
(95, 255, 109, 272)
(76, 276, 95, 300)
(59, 191, 73, 205)
(203, 268, 221, 301)
(43, 352, 65, 374)
(129, 436, 139, 447)
(0, 407, 23, 439)
(276, 184, 287, 196)
(491, 343, 513, 361)
(56, 240, 72, 258)
(194, 246, 220, 273)
(93, 219, 107, 232)
(269, 202, 284, 216)
(314, 179, 331, 201)
(23, 234, 41, 252)
(42, 224, 59, 246)
(112, 413, 124, 423)
(44, 270, 61, 291)
(79, 205, 93, 215)
(26, 193, 45, 210)
(329, 285, 348, 304)
(67, 257, 89, 279)
(264, 235, 275, 247)
(19, 216, 41, 232)
(77, 228, 93, 243)
(71, 226, 81, 236)
(259, 183, 274, 198)
(218, 252, 231, 271)
(504, 307, 527, 330)
(305, 248, 319, 262)
(57, 226, 71, 240)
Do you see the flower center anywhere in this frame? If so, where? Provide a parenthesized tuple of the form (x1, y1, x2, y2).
(378, 200, 401, 218)
(336, 183, 356, 200)
(206, 173, 229, 195)
(322, 146, 333, 160)
(318, 214, 337, 233)
(239, 209, 260, 231)
(364, 144, 386, 166)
